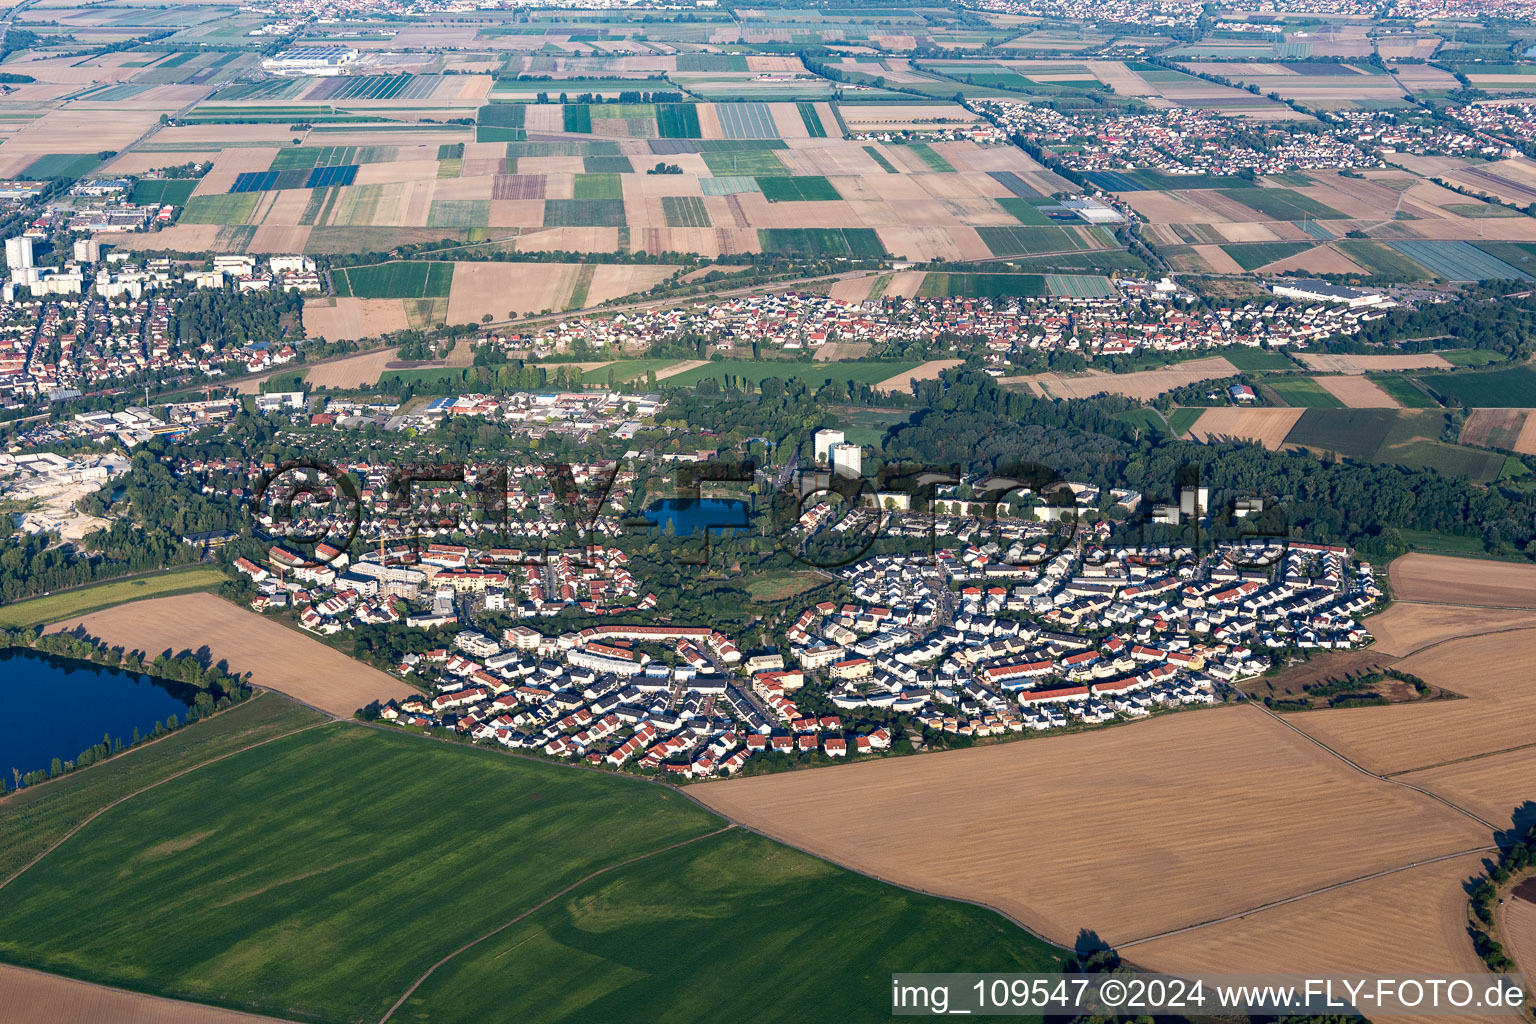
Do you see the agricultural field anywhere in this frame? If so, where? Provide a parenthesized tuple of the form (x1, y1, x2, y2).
(1420, 365, 1536, 407)
(663, 359, 919, 390)
(0, 567, 225, 629)
(47, 593, 416, 717)
(1390, 552, 1536, 608)
(1280, 408, 1505, 481)
(333, 261, 454, 300)
(1185, 407, 1304, 449)
(693, 705, 1487, 947)
(0, 724, 1059, 1023)
(1263, 376, 1346, 408)
(1008, 357, 1240, 402)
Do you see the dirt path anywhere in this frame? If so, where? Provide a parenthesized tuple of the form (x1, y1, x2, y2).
(1117, 844, 1498, 948)
(377, 825, 738, 1022)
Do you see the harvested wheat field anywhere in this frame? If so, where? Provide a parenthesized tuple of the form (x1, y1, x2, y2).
(1390, 552, 1536, 607)
(0, 963, 291, 1024)
(1512, 413, 1536, 456)
(1257, 243, 1365, 276)
(1293, 625, 1536, 775)
(1295, 352, 1453, 374)
(46, 593, 416, 718)
(305, 347, 399, 389)
(1186, 407, 1305, 448)
(692, 705, 1484, 946)
(1364, 600, 1536, 657)
(1313, 374, 1400, 407)
(587, 264, 676, 306)
(302, 297, 409, 343)
(448, 262, 578, 323)
(827, 276, 877, 303)
(1126, 852, 1487, 992)
(1008, 357, 1239, 402)
(874, 359, 962, 394)
(1395, 746, 1536, 830)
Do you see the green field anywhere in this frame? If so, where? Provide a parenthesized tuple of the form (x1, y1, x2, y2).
(1419, 365, 1536, 408)
(796, 101, 826, 138)
(394, 828, 1060, 1024)
(0, 726, 721, 1021)
(583, 155, 633, 174)
(756, 175, 840, 202)
(0, 566, 226, 629)
(997, 197, 1055, 225)
(179, 193, 258, 225)
(907, 142, 955, 172)
(1219, 188, 1346, 221)
(426, 200, 490, 228)
(580, 358, 684, 384)
(656, 103, 702, 139)
(661, 195, 711, 228)
(572, 172, 622, 199)
(333, 261, 454, 299)
(476, 126, 528, 143)
(1265, 376, 1346, 408)
(1220, 241, 1314, 272)
(1279, 407, 1502, 481)
(1222, 347, 1297, 371)
(1333, 240, 1430, 279)
(1438, 349, 1506, 367)
(477, 103, 525, 128)
(702, 149, 785, 176)
(975, 225, 1103, 258)
(0, 723, 1060, 1022)
(664, 359, 918, 389)
(563, 105, 593, 133)
(543, 198, 627, 227)
(130, 178, 199, 206)
(1368, 374, 1439, 407)
(1166, 406, 1206, 436)
(758, 227, 885, 258)
(21, 153, 99, 179)
(918, 273, 1049, 298)
(0, 694, 326, 883)
(862, 146, 897, 173)
(1284, 408, 1407, 460)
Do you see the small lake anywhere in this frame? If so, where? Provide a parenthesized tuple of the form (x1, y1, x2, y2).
(643, 498, 751, 536)
(0, 648, 193, 783)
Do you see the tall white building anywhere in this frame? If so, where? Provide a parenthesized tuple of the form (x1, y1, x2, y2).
(73, 239, 102, 263)
(6, 236, 34, 271)
(813, 428, 845, 464)
(831, 442, 862, 479)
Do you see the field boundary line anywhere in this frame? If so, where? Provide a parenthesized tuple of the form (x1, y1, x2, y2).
(1116, 845, 1496, 949)
(0, 713, 331, 894)
(1248, 697, 1500, 831)
(1386, 738, 1536, 779)
(377, 824, 737, 1023)
(0, 962, 301, 1024)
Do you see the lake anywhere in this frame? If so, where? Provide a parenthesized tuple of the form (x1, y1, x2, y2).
(642, 498, 750, 536)
(0, 647, 193, 783)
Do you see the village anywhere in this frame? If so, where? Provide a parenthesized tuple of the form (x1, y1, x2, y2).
(221, 438, 1385, 780)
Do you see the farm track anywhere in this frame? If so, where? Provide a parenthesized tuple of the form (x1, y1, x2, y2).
(376, 824, 739, 1023)
(1110, 692, 1508, 949)
(1117, 843, 1498, 949)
